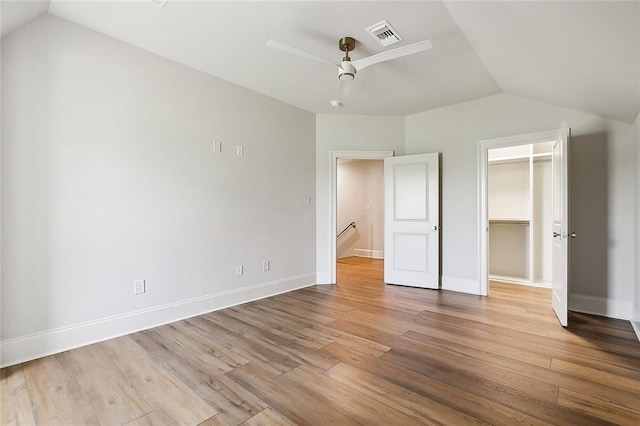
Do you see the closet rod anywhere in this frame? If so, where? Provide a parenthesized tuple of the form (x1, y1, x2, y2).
(489, 221, 530, 225)
(489, 158, 551, 166)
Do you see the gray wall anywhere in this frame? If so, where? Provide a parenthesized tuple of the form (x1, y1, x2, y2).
(404, 94, 635, 318)
(1, 15, 316, 366)
(634, 112, 640, 331)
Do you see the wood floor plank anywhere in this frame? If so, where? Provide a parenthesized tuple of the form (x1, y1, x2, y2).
(240, 407, 296, 426)
(328, 318, 404, 346)
(3, 256, 639, 425)
(101, 336, 217, 425)
(131, 328, 267, 425)
(188, 315, 301, 376)
(0, 365, 37, 425)
(20, 355, 98, 425)
(203, 311, 337, 374)
(382, 349, 611, 425)
(285, 365, 425, 425)
(62, 342, 152, 425)
(226, 304, 332, 350)
(226, 363, 359, 425)
(125, 410, 179, 426)
(156, 320, 250, 371)
(416, 309, 640, 372)
(393, 333, 560, 403)
(406, 323, 553, 368)
(550, 358, 640, 394)
(196, 414, 231, 426)
(396, 327, 640, 415)
(319, 342, 551, 425)
(558, 388, 640, 425)
(324, 362, 487, 425)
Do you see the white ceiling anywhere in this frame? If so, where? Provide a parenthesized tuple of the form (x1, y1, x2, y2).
(0, 0, 49, 37)
(2, 1, 639, 123)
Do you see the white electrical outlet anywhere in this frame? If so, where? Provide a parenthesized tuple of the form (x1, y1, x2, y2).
(134, 279, 145, 295)
(213, 140, 221, 153)
(236, 264, 243, 276)
(262, 260, 270, 272)
(236, 145, 244, 156)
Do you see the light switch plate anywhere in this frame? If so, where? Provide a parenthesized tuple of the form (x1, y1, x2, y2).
(134, 279, 145, 294)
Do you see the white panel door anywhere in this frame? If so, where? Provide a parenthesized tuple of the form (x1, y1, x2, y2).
(384, 153, 439, 288)
(551, 123, 570, 326)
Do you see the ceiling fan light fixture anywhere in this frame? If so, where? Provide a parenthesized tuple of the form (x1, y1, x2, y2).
(338, 60, 356, 81)
(338, 73, 354, 81)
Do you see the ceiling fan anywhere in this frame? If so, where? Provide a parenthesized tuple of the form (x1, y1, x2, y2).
(266, 36, 432, 106)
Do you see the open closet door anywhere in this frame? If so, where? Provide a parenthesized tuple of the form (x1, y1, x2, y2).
(384, 153, 439, 288)
(551, 123, 571, 326)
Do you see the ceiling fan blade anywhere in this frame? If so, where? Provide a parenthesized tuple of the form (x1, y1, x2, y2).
(267, 39, 340, 69)
(351, 39, 432, 72)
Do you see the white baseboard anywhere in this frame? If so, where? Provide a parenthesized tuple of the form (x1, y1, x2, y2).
(442, 276, 480, 295)
(353, 249, 384, 259)
(632, 307, 640, 342)
(632, 320, 640, 342)
(568, 294, 632, 321)
(489, 275, 552, 289)
(0, 273, 315, 368)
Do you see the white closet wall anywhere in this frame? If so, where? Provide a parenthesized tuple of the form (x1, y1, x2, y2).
(488, 143, 552, 286)
(533, 160, 553, 282)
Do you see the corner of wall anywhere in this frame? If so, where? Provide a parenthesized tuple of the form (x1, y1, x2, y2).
(633, 111, 640, 340)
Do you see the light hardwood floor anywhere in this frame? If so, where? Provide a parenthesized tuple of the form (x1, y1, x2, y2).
(2, 256, 640, 425)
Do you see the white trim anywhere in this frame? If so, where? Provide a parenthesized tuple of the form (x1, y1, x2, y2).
(631, 320, 640, 342)
(631, 306, 640, 341)
(477, 129, 558, 297)
(489, 275, 552, 289)
(442, 276, 480, 294)
(0, 273, 315, 368)
(568, 294, 632, 321)
(330, 151, 393, 284)
(353, 249, 384, 259)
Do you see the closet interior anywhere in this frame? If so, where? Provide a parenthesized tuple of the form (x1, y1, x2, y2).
(488, 142, 553, 287)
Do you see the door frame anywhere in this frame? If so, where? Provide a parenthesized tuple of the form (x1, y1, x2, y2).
(477, 130, 557, 296)
(330, 150, 394, 283)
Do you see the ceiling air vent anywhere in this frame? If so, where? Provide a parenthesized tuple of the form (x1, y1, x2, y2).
(365, 20, 403, 47)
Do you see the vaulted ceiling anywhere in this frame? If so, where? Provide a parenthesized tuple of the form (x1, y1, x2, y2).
(2, 1, 639, 123)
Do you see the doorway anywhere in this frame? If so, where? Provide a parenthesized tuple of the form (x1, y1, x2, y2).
(336, 158, 386, 288)
(477, 124, 570, 327)
(336, 159, 385, 261)
(329, 151, 393, 285)
(478, 130, 558, 298)
(331, 151, 440, 289)
(487, 142, 553, 289)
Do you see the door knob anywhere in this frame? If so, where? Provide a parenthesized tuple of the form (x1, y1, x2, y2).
(553, 232, 561, 238)
(568, 232, 576, 239)
(432, 225, 440, 231)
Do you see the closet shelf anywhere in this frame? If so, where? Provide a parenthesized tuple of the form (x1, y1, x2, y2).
(489, 219, 530, 224)
(488, 156, 529, 165)
(532, 152, 552, 159)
